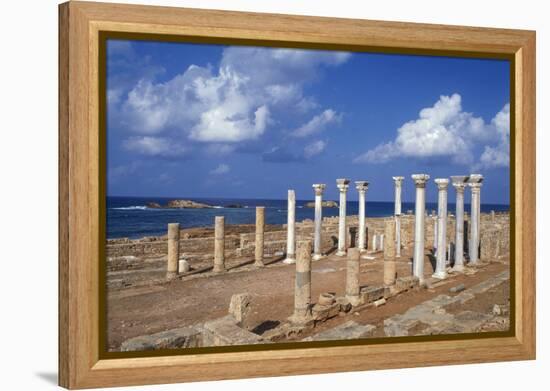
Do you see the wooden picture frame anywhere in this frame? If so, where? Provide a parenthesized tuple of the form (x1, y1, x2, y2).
(59, 1, 536, 388)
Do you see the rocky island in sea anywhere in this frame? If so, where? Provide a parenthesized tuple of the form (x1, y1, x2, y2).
(146, 199, 214, 209)
(305, 200, 338, 208)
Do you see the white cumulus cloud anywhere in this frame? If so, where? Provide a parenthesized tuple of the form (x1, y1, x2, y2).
(209, 164, 230, 175)
(478, 103, 510, 169)
(354, 94, 509, 169)
(122, 136, 187, 158)
(304, 140, 327, 158)
(115, 46, 351, 152)
(293, 109, 342, 138)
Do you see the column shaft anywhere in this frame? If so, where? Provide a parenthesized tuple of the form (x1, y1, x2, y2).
(284, 190, 296, 264)
(346, 247, 361, 305)
(412, 174, 430, 282)
(470, 189, 480, 263)
(213, 216, 225, 273)
(254, 207, 265, 266)
(312, 184, 326, 261)
(166, 223, 180, 280)
(384, 218, 397, 286)
(336, 179, 350, 256)
(453, 183, 466, 271)
(293, 241, 312, 319)
(358, 190, 366, 250)
(433, 179, 449, 279)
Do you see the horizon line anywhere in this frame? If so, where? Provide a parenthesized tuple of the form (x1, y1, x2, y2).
(106, 194, 511, 207)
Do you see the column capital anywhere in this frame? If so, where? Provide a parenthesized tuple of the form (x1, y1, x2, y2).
(392, 176, 405, 186)
(336, 178, 350, 192)
(434, 178, 449, 190)
(468, 174, 483, 191)
(355, 180, 369, 192)
(312, 183, 326, 195)
(468, 173, 484, 184)
(451, 175, 469, 191)
(412, 174, 430, 187)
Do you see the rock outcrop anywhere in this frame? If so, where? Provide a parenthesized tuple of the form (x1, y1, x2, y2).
(305, 200, 338, 208)
(165, 200, 213, 209)
(146, 202, 162, 208)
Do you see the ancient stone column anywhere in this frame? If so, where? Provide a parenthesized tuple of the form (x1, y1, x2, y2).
(355, 181, 369, 252)
(312, 184, 326, 261)
(254, 207, 265, 267)
(292, 240, 312, 320)
(384, 218, 397, 286)
(213, 216, 225, 273)
(433, 216, 438, 250)
(346, 247, 361, 306)
(433, 178, 449, 279)
(412, 174, 430, 283)
(166, 223, 180, 280)
(468, 174, 484, 264)
(392, 176, 404, 215)
(336, 178, 351, 256)
(283, 190, 296, 264)
(372, 234, 378, 252)
(451, 175, 469, 271)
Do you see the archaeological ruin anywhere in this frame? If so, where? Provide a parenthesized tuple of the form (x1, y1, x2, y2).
(106, 174, 510, 352)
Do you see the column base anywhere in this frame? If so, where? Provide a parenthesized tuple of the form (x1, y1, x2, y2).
(452, 264, 465, 273)
(166, 271, 178, 280)
(345, 294, 363, 307)
(432, 271, 448, 280)
(282, 257, 296, 264)
(335, 250, 347, 257)
(312, 253, 324, 261)
(254, 261, 265, 268)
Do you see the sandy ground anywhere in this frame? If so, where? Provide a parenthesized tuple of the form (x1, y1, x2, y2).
(107, 245, 509, 351)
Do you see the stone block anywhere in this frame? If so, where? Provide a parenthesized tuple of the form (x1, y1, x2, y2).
(120, 326, 202, 351)
(202, 315, 266, 346)
(303, 321, 376, 341)
(360, 285, 385, 303)
(228, 293, 251, 324)
(312, 302, 341, 323)
(449, 284, 466, 293)
(335, 296, 352, 313)
(178, 259, 190, 273)
(374, 298, 386, 307)
(318, 292, 336, 306)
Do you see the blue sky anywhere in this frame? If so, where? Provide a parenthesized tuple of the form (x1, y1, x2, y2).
(106, 39, 510, 204)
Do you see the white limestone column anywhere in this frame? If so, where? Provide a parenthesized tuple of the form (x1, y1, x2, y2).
(451, 176, 469, 271)
(336, 179, 351, 256)
(393, 176, 404, 257)
(393, 176, 404, 215)
(433, 216, 438, 250)
(312, 184, 326, 261)
(283, 190, 296, 264)
(412, 174, 430, 283)
(355, 181, 369, 252)
(468, 174, 484, 264)
(433, 178, 449, 279)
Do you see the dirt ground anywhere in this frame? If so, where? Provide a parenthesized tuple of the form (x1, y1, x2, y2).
(106, 245, 509, 351)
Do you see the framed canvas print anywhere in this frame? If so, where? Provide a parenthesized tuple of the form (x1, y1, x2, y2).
(59, 1, 536, 389)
